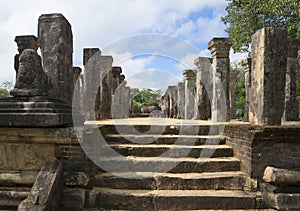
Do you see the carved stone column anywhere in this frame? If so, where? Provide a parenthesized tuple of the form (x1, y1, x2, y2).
(38, 13, 73, 104)
(82, 48, 101, 120)
(99, 56, 113, 119)
(249, 28, 287, 125)
(72, 67, 82, 110)
(183, 70, 196, 120)
(177, 82, 185, 119)
(14, 35, 38, 79)
(167, 86, 178, 118)
(194, 57, 212, 120)
(241, 58, 252, 122)
(208, 38, 232, 122)
(282, 38, 300, 121)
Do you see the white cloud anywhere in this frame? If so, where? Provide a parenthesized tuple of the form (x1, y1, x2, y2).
(230, 49, 248, 64)
(0, 0, 229, 87)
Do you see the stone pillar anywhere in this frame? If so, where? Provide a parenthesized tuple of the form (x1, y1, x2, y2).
(161, 94, 169, 118)
(183, 70, 196, 120)
(113, 78, 125, 119)
(38, 13, 73, 104)
(72, 67, 82, 110)
(194, 57, 212, 120)
(111, 66, 122, 94)
(167, 86, 178, 118)
(14, 35, 38, 79)
(241, 58, 252, 122)
(111, 66, 122, 118)
(208, 38, 232, 122)
(282, 38, 300, 121)
(249, 27, 287, 125)
(229, 71, 239, 119)
(99, 56, 113, 119)
(177, 82, 185, 119)
(82, 48, 101, 120)
(124, 86, 131, 118)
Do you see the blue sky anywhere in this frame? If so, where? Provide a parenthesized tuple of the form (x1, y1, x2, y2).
(0, 0, 246, 90)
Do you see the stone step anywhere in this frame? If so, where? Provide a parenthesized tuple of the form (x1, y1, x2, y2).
(0, 188, 30, 210)
(97, 157, 240, 173)
(0, 107, 75, 113)
(95, 171, 248, 190)
(107, 144, 233, 158)
(84, 209, 275, 211)
(99, 124, 223, 136)
(0, 171, 38, 187)
(91, 188, 257, 210)
(104, 134, 223, 145)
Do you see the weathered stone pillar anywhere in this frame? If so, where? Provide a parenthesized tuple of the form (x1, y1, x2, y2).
(167, 86, 177, 118)
(110, 67, 122, 118)
(111, 67, 122, 94)
(38, 13, 73, 104)
(282, 38, 300, 121)
(241, 58, 252, 122)
(161, 94, 169, 118)
(99, 56, 113, 119)
(208, 38, 232, 122)
(177, 82, 185, 119)
(229, 71, 239, 119)
(183, 70, 196, 120)
(249, 27, 287, 125)
(14, 35, 38, 79)
(124, 86, 131, 118)
(194, 57, 212, 120)
(72, 67, 82, 110)
(169, 86, 178, 118)
(82, 48, 101, 120)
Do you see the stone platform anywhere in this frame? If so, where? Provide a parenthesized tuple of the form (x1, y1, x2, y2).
(0, 96, 83, 127)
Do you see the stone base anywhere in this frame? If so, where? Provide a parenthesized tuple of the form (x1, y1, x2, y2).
(0, 96, 83, 127)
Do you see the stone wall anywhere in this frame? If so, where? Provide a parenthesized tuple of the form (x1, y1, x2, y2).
(224, 124, 300, 179)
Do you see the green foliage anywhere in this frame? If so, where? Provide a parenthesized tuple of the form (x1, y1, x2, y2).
(130, 88, 162, 113)
(0, 81, 13, 98)
(222, 0, 300, 53)
(233, 65, 246, 119)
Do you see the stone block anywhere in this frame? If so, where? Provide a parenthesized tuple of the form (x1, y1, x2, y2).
(249, 27, 287, 125)
(0, 143, 54, 171)
(38, 13, 73, 104)
(17, 157, 62, 211)
(263, 166, 300, 186)
(60, 188, 86, 210)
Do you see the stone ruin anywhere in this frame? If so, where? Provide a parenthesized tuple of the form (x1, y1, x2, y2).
(0, 13, 299, 210)
(0, 14, 83, 127)
(82, 48, 131, 120)
(162, 27, 300, 126)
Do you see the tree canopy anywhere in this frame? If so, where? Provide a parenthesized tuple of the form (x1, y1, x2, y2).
(130, 88, 162, 113)
(221, 0, 300, 52)
(0, 81, 13, 98)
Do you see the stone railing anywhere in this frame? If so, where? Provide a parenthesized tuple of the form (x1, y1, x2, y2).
(18, 157, 62, 211)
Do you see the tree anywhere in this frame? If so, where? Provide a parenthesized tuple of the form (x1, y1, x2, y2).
(222, 0, 300, 53)
(0, 81, 13, 98)
(130, 88, 162, 113)
(232, 64, 245, 119)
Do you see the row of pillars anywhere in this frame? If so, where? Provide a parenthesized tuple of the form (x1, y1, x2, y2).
(12, 14, 132, 122)
(81, 48, 131, 120)
(162, 38, 238, 122)
(162, 27, 300, 125)
(12, 14, 81, 106)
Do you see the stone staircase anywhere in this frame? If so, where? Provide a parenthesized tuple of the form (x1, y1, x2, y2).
(0, 171, 36, 210)
(88, 123, 259, 210)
